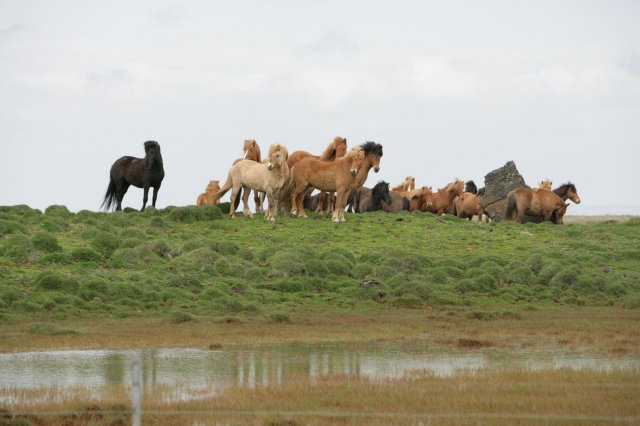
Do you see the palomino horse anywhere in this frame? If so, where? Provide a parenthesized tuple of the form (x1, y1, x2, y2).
(232, 139, 263, 213)
(391, 176, 415, 193)
(403, 186, 433, 212)
(506, 188, 569, 224)
(213, 144, 290, 221)
(553, 182, 581, 204)
(290, 147, 365, 222)
(537, 179, 553, 191)
(287, 136, 348, 214)
(197, 180, 221, 206)
(354, 181, 393, 213)
(422, 179, 464, 214)
(102, 141, 165, 211)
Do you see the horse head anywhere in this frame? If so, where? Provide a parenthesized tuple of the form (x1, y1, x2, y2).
(421, 186, 434, 209)
(538, 179, 553, 190)
(334, 136, 348, 158)
(266, 144, 288, 171)
(554, 182, 581, 204)
(206, 180, 220, 193)
(372, 181, 392, 206)
(143, 141, 162, 171)
(347, 147, 365, 176)
(361, 141, 383, 173)
(464, 180, 478, 194)
(406, 176, 416, 191)
(552, 202, 569, 225)
(448, 179, 464, 198)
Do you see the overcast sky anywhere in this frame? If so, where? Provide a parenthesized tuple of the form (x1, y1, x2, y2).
(1, 1, 639, 215)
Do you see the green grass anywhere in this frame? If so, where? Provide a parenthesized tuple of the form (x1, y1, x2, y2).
(0, 205, 639, 323)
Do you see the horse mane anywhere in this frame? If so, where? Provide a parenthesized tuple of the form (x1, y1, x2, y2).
(553, 182, 576, 198)
(319, 136, 347, 160)
(371, 181, 389, 200)
(268, 143, 289, 160)
(143, 140, 163, 171)
(243, 139, 261, 163)
(465, 180, 478, 194)
(477, 187, 486, 196)
(360, 141, 383, 157)
(346, 146, 364, 158)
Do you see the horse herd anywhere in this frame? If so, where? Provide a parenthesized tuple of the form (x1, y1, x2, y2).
(102, 139, 581, 224)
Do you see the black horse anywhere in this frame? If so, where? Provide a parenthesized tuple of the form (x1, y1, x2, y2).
(101, 141, 165, 211)
(355, 181, 393, 213)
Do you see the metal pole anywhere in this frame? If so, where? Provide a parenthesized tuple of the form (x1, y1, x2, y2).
(131, 352, 141, 426)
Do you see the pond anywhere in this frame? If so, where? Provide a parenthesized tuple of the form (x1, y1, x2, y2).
(2, 341, 639, 405)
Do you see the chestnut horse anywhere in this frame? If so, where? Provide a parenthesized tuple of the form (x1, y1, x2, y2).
(391, 176, 415, 193)
(452, 192, 486, 221)
(403, 186, 433, 212)
(213, 144, 290, 221)
(422, 179, 464, 214)
(232, 139, 263, 213)
(102, 141, 165, 212)
(287, 136, 348, 214)
(197, 180, 221, 206)
(506, 188, 569, 224)
(553, 182, 581, 204)
(290, 147, 365, 222)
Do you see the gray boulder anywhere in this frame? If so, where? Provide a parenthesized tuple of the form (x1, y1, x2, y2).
(480, 161, 528, 222)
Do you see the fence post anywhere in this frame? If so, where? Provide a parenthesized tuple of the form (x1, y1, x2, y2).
(131, 352, 142, 426)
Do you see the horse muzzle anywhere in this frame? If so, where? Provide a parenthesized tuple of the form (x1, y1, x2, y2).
(374, 167, 380, 173)
(350, 169, 357, 176)
(267, 164, 274, 171)
(574, 197, 581, 204)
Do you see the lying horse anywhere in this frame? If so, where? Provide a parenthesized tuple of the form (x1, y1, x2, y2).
(506, 188, 569, 224)
(102, 141, 165, 211)
(382, 191, 410, 212)
(403, 186, 433, 212)
(197, 180, 221, 206)
(213, 144, 290, 221)
(354, 181, 393, 213)
(290, 147, 365, 222)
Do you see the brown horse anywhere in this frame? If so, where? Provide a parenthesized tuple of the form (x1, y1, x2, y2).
(232, 139, 263, 213)
(452, 192, 486, 221)
(213, 144, 290, 221)
(286, 136, 349, 214)
(102, 141, 165, 211)
(382, 191, 410, 212)
(290, 147, 365, 222)
(196, 180, 221, 206)
(553, 182, 581, 204)
(403, 186, 433, 212)
(422, 179, 464, 214)
(391, 176, 415, 193)
(506, 188, 569, 224)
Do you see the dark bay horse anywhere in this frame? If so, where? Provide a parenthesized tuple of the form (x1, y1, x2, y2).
(354, 181, 393, 213)
(102, 141, 165, 211)
(553, 182, 581, 204)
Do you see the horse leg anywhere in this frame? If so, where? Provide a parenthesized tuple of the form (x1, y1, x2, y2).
(315, 192, 326, 215)
(266, 193, 275, 221)
(151, 184, 160, 208)
(332, 191, 343, 222)
(242, 186, 253, 219)
(115, 181, 129, 211)
(228, 183, 242, 219)
(254, 190, 263, 214)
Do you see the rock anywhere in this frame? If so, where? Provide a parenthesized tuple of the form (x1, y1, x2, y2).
(480, 161, 528, 222)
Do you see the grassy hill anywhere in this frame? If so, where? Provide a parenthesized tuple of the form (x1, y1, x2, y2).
(1, 204, 639, 325)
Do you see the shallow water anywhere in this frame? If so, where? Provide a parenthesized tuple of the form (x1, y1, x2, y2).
(1, 342, 639, 404)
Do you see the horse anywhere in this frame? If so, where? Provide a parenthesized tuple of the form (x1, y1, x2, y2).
(290, 147, 365, 222)
(422, 179, 464, 214)
(213, 143, 290, 221)
(354, 181, 393, 213)
(403, 186, 433, 212)
(382, 191, 410, 213)
(553, 182, 581, 204)
(196, 180, 221, 206)
(536, 179, 552, 191)
(102, 141, 165, 212)
(452, 192, 487, 222)
(506, 188, 569, 224)
(232, 139, 263, 213)
(391, 176, 415, 193)
(287, 136, 349, 215)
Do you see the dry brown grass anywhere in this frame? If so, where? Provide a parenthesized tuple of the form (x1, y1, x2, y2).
(3, 368, 639, 425)
(2, 307, 639, 356)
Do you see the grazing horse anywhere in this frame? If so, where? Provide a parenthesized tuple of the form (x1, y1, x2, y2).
(506, 188, 569, 224)
(422, 179, 464, 214)
(287, 136, 349, 214)
(197, 180, 221, 206)
(537, 179, 553, 191)
(213, 144, 290, 221)
(232, 139, 263, 213)
(290, 147, 365, 222)
(403, 186, 433, 212)
(355, 181, 393, 213)
(391, 176, 415, 193)
(553, 182, 581, 204)
(452, 192, 487, 222)
(102, 141, 165, 212)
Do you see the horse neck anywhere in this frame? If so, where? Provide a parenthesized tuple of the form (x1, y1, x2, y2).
(553, 185, 570, 200)
(145, 151, 163, 169)
(355, 155, 376, 186)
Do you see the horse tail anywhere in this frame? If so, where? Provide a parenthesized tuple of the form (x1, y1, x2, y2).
(451, 201, 458, 216)
(101, 176, 118, 211)
(505, 191, 517, 220)
(234, 187, 242, 210)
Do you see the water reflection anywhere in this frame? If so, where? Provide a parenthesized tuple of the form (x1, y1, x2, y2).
(1, 343, 639, 405)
